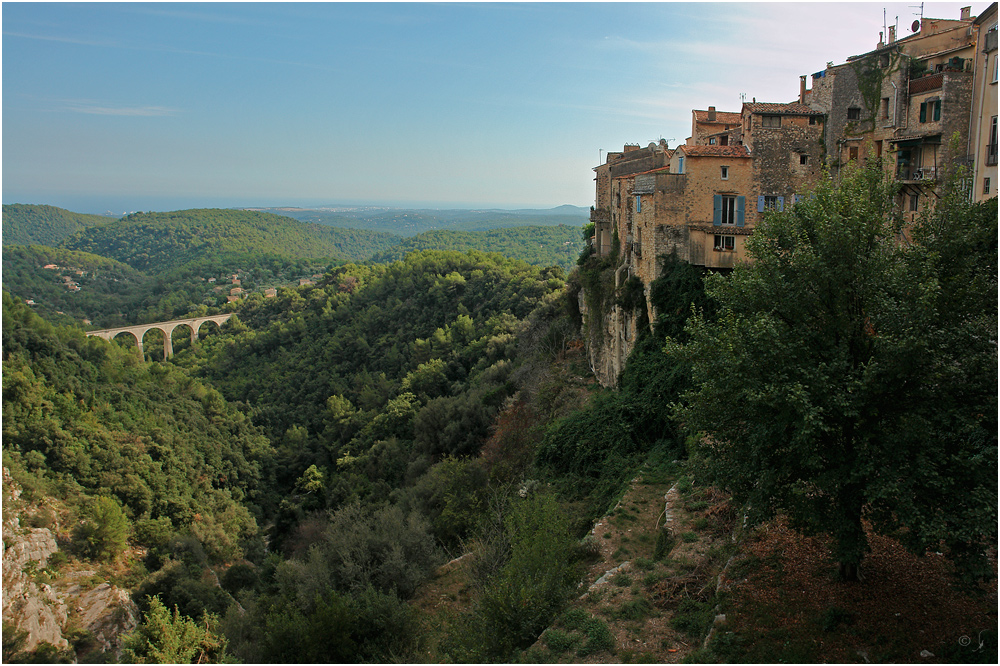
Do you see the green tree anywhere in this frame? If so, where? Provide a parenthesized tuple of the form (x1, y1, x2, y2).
(73, 496, 130, 562)
(121, 596, 228, 664)
(672, 162, 997, 581)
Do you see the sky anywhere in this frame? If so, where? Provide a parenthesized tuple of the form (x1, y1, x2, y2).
(1, 1, 988, 213)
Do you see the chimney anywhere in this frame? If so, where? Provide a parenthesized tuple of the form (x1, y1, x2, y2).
(888, 25, 896, 43)
(708, 106, 717, 121)
(960, 6, 971, 20)
(799, 75, 807, 104)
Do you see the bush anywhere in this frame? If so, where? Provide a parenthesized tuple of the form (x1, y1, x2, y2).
(73, 496, 129, 562)
(577, 617, 616, 657)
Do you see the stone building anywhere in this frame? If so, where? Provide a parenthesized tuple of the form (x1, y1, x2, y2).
(690, 106, 742, 146)
(803, 6, 979, 221)
(970, 3, 998, 201)
(591, 141, 671, 257)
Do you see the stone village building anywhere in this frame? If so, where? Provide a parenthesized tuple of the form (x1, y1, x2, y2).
(584, 4, 995, 384)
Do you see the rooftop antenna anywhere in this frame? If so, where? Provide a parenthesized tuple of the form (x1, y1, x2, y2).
(910, 2, 924, 29)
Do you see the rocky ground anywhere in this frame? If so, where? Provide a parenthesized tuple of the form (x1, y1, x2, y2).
(2, 467, 139, 660)
(411, 457, 996, 664)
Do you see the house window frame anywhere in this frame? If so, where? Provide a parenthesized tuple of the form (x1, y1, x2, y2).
(720, 195, 737, 225)
(909, 193, 919, 212)
(713, 234, 735, 251)
(721, 165, 729, 180)
(761, 115, 781, 128)
(635, 195, 642, 213)
(847, 106, 862, 120)
(799, 154, 809, 165)
(984, 177, 992, 195)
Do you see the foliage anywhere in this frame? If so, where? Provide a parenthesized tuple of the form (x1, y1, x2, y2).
(121, 596, 228, 664)
(2, 204, 112, 247)
(2, 292, 271, 562)
(444, 490, 580, 661)
(671, 162, 997, 581)
(370, 225, 582, 270)
(60, 208, 399, 272)
(72, 496, 129, 562)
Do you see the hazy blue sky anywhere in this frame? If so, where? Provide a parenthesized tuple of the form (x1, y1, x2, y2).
(2, 1, 984, 213)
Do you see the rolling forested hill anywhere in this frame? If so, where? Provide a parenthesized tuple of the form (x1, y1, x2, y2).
(2, 204, 113, 247)
(369, 225, 582, 269)
(264, 205, 590, 236)
(60, 209, 403, 272)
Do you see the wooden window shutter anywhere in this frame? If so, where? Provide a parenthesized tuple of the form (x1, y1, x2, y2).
(919, 102, 927, 122)
(713, 194, 722, 226)
(737, 196, 746, 227)
(777, 196, 785, 212)
(757, 195, 766, 212)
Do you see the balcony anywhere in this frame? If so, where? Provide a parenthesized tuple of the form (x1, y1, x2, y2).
(896, 166, 937, 181)
(590, 208, 610, 225)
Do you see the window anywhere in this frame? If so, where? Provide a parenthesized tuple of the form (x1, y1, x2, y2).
(762, 115, 781, 128)
(635, 195, 642, 213)
(799, 154, 809, 165)
(849, 146, 859, 161)
(721, 166, 729, 180)
(847, 107, 861, 120)
(919, 100, 941, 123)
(909, 194, 919, 212)
(677, 156, 685, 174)
(809, 115, 818, 125)
(875, 140, 883, 157)
(985, 177, 992, 195)
(993, 53, 998, 83)
(714, 194, 745, 226)
(757, 195, 785, 212)
(709, 137, 717, 145)
(987, 116, 998, 166)
(881, 97, 890, 120)
(714, 235, 735, 251)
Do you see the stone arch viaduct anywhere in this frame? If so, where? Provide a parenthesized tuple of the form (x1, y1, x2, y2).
(85, 314, 233, 359)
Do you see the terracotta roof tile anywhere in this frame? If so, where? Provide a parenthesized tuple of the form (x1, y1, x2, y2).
(744, 101, 821, 115)
(693, 109, 743, 124)
(677, 144, 751, 158)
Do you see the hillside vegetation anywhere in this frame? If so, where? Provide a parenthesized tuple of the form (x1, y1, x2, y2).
(60, 209, 402, 272)
(369, 225, 582, 269)
(1, 167, 994, 664)
(2, 204, 112, 247)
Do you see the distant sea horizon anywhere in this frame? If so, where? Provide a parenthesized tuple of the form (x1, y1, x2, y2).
(2, 194, 590, 217)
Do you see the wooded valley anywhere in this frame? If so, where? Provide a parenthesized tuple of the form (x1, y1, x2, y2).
(2, 168, 996, 663)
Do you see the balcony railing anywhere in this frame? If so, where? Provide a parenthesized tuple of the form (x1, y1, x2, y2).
(896, 166, 937, 181)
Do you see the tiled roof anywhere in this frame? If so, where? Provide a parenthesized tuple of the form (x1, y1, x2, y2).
(678, 144, 751, 158)
(744, 102, 821, 115)
(693, 109, 742, 124)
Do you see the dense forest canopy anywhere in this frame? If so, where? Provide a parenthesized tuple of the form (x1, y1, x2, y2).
(60, 208, 401, 272)
(369, 225, 582, 270)
(2, 203, 113, 247)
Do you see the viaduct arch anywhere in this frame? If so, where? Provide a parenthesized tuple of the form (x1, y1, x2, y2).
(85, 314, 233, 359)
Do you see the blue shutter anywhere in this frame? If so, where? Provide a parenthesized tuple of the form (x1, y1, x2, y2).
(757, 196, 765, 212)
(678, 156, 684, 174)
(919, 102, 927, 123)
(736, 196, 746, 227)
(777, 196, 785, 212)
(713, 194, 722, 226)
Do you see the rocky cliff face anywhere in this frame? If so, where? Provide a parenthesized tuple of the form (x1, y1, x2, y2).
(2, 467, 138, 658)
(579, 273, 643, 388)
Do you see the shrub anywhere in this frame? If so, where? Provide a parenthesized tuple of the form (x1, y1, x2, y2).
(73, 496, 129, 562)
(577, 618, 615, 657)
